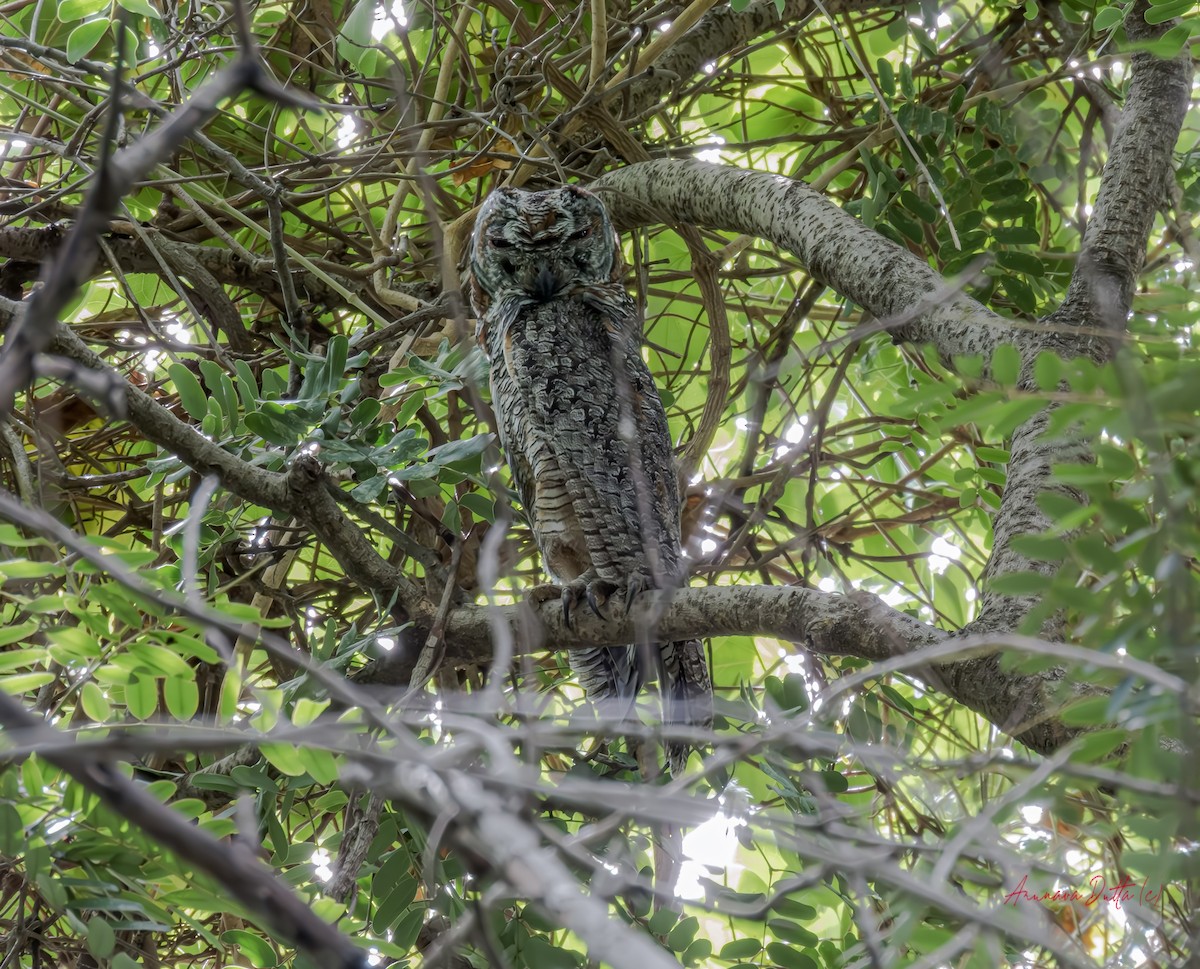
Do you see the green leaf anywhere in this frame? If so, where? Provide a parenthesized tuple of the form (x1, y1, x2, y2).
(458, 491, 495, 523)
(1093, 6, 1125, 29)
(765, 942, 818, 969)
(125, 675, 159, 719)
(0, 649, 46, 673)
(391, 906, 424, 950)
(244, 411, 300, 446)
(523, 937, 579, 969)
(988, 570, 1051, 595)
(0, 620, 39, 647)
(261, 742, 310, 777)
(350, 474, 389, 503)
(769, 918, 819, 946)
(1033, 350, 1062, 390)
(350, 397, 381, 426)
(372, 875, 418, 933)
(992, 225, 1040, 244)
(647, 907, 679, 936)
(720, 938, 762, 959)
(1095, 443, 1137, 478)
(0, 559, 60, 579)
(817, 769, 850, 793)
(667, 915, 699, 952)
(221, 929, 279, 967)
(163, 675, 199, 720)
(233, 359, 260, 409)
(292, 697, 330, 726)
(995, 249, 1046, 276)
(169, 364, 209, 421)
(296, 747, 339, 785)
(58, 0, 104, 22)
(1, 672, 55, 694)
(66, 19, 108, 61)
(1070, 728, 1127, 762)
(116, 0, 162, 18)
(427, 433, 493, 467)
(0, 803, 22, 854)
(341, 0, 375, 45)
(87, 918, 116, 959)
(1061, 696, 1112, 726)
(80, 681, 112, 721)
(990, 344, 1021, 385)
(876, 58, 895, 97)
(1144, 0, 1193, 23)
(976, 446, 1010, 463)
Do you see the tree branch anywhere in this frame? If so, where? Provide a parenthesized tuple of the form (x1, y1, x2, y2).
(593, 160, 1010, 361)
(620, 0, 907, 125)
(440, 586, 1109, 756)
(1055, 2, 1193, 334)
(0, 696, 369, 969)
(0, 10, 311, 414)
(965, 7, 1193, 636)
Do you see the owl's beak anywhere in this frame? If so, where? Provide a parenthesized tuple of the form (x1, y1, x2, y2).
(530, 265, 562, 302)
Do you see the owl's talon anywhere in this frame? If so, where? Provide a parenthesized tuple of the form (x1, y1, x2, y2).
(623, 573, 651, 614)
(559, 575, 595, 629)
(585, 583, 609, 619)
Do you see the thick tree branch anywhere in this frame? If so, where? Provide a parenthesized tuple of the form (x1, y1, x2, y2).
(593, 160, 1010, 361)
(1055, 4, 1193, 333)
(442, 586, 1100, 755)
(965, 9, 1193, 636)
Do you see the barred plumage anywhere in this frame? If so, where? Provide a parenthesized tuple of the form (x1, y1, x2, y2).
(468, 185, 712, 773)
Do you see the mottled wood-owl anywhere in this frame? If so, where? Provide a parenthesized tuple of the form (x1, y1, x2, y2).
(468, 184, 712, 774)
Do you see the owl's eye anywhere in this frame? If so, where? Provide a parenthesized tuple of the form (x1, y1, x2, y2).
(488, 236, 513, 249)
(569, 225, 593, 242)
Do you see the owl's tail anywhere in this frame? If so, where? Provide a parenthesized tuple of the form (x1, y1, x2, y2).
(570, 643, 642, 715)
(571, 641, 712, 776)
(659, 638, 714, 776)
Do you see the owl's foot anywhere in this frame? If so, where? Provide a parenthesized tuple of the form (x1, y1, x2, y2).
(524, 583, 580, 626)
(560, 573, 617, 627)
(525, 583, 562, 607)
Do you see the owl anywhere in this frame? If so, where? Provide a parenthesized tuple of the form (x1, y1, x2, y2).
(468, 184, 712, 774)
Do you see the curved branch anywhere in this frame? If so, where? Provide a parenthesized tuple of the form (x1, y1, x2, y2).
(441, 585, 1092, 756)
(593, 160, 1008, 361)
(622, 0, 907, 123)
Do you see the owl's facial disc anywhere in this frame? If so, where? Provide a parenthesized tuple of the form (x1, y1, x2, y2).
(472, 186, 615, 303)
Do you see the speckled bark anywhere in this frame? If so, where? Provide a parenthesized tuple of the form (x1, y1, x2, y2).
(595, 161, 1011, 361)
(964, 6, 1192, 638)
(439, 586, 1083, 755)
(1055, 10, 1193, 335)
